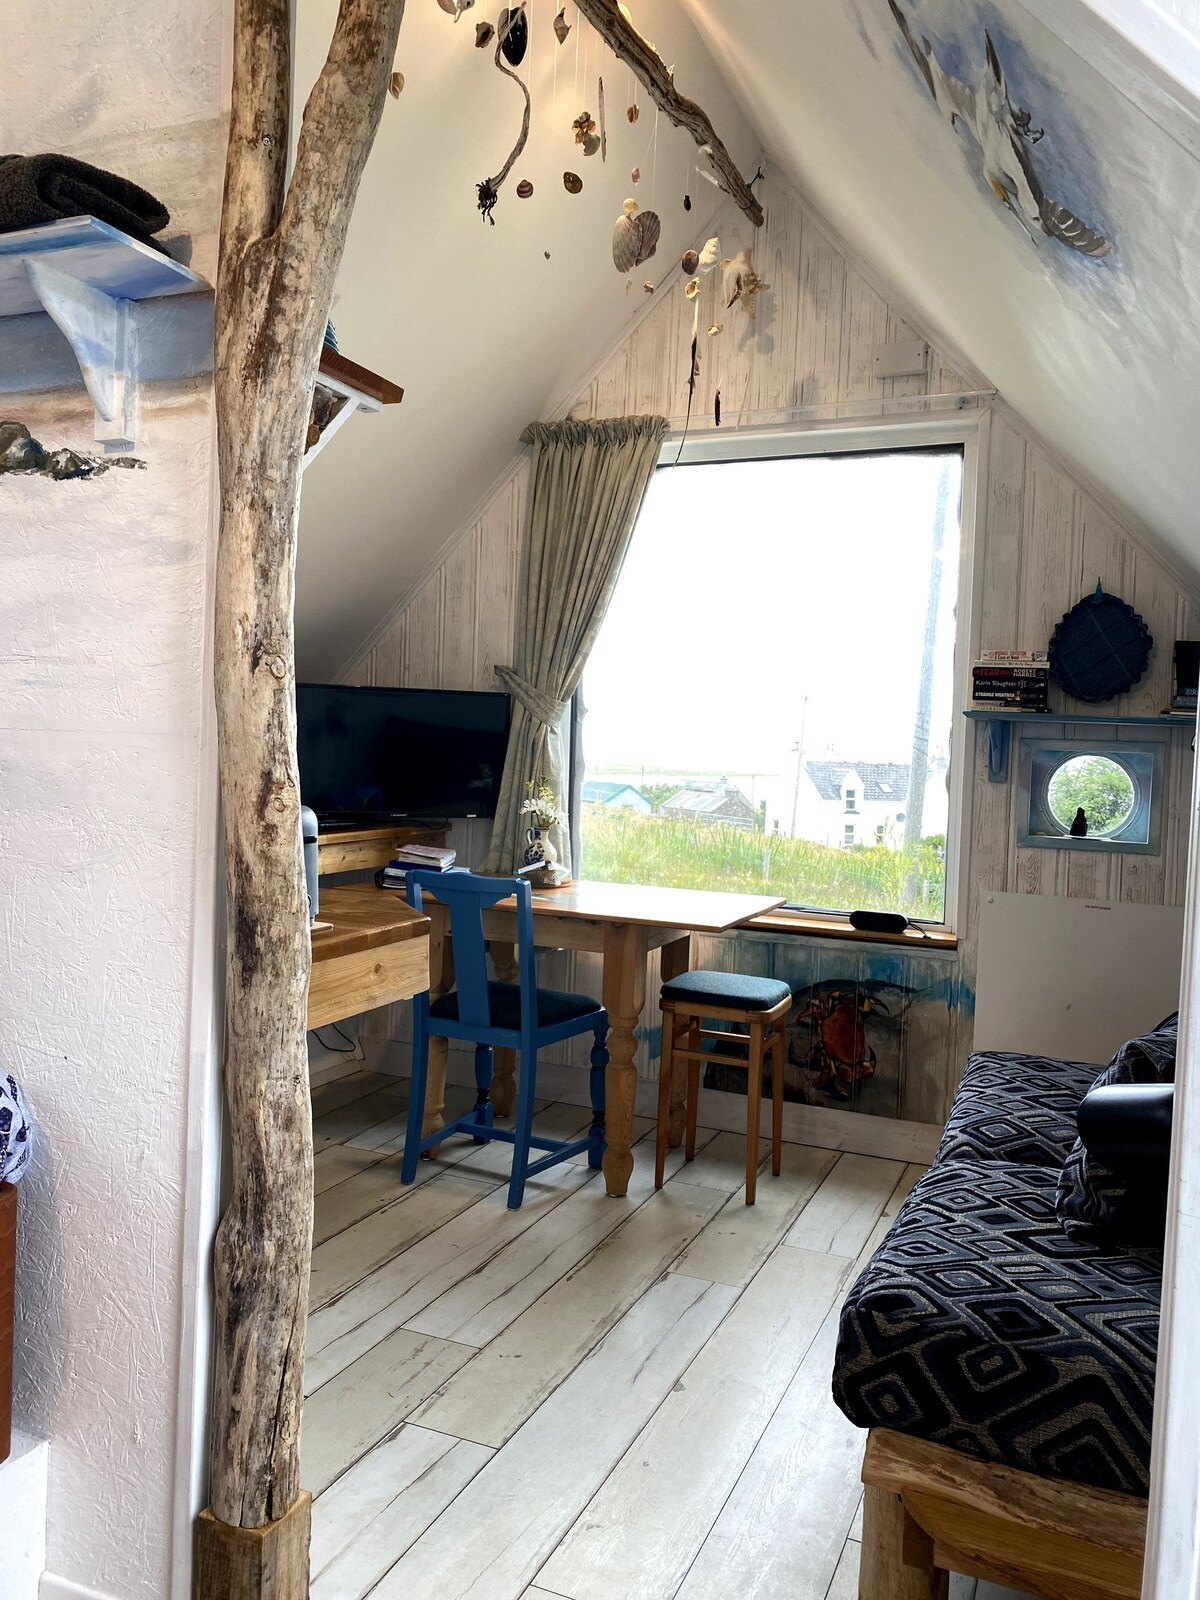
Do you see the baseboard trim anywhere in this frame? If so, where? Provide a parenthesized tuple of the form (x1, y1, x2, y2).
(363, 1037, 942, 1164)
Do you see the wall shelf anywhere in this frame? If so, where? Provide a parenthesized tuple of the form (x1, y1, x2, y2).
(0, 216, 209, 451)
(964, 707, 1195, 783)
(305, 347, 405, 468)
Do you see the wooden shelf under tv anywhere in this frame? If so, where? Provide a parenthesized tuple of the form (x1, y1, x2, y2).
(317, 824, 448, 879)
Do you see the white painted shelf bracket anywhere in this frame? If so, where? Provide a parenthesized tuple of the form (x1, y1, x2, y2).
(25, 258, 137, 452)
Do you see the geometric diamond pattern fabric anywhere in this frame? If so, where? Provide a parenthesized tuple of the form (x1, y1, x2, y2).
(833, 1159, 1160, 1495)
(937, 1050, 1102, 1169)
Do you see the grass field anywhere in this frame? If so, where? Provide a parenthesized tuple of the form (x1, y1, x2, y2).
(579, 807, 946, 921)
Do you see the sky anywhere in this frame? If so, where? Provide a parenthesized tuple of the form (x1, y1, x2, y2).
(581, 447, 964, 836)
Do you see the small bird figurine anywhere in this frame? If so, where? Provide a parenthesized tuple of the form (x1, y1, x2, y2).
(1069, 807, 1088, 837)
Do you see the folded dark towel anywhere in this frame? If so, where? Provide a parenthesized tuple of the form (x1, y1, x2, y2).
(0, 153, 170, 245)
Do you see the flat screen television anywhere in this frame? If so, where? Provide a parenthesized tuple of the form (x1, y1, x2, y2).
(296, 683, 512, 825)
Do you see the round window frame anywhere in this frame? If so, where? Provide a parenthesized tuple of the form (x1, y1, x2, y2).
(1016, 738, 1164, 856)
(1041, 752, 1139, 842)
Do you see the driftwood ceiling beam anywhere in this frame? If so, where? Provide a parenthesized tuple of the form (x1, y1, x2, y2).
(573, 0, 764, 227)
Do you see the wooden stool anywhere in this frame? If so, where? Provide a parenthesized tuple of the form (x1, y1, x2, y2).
(654, 971, 792, 1205)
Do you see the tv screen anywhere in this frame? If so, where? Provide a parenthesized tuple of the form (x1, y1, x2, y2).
(296, 684, 512, 824)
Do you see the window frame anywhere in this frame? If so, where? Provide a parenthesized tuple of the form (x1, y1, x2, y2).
(578, 413, 984, 934)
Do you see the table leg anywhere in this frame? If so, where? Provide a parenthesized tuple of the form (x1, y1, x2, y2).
(488, 940, 520, 1117)
(601, 922, 649, 1198)
(659, 934, 691, 1148)
(422, 909, 454, 1151)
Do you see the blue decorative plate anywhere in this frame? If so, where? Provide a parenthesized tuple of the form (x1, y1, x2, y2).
(1048, 584, 1153, 703)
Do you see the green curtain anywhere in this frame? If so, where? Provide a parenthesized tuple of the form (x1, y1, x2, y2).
(485, 415, 669, 873)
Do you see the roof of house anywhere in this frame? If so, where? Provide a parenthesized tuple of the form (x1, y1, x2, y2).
(582, 781, 645, 803)
(805, 762, 911, 804)
(660, 779, 757, 817)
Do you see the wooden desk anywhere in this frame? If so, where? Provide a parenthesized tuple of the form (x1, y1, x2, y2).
(406, 881, 785, 1198)
(307, 884, 431, 1030)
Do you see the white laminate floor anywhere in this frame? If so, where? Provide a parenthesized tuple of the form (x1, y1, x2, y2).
(303, 1063, 1037, 1600)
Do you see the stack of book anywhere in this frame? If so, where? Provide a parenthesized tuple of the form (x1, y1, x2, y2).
(377, 842, 457, 887)
(971, 650, 1049, 711)
(1164, 689, 1197, 717)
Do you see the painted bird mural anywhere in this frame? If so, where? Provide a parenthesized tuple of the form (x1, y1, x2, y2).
(887, 0, 1112, 258)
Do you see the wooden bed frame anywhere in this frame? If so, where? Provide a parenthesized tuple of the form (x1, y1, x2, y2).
(1, 1181, 15, 1466)
(859, 1429, 1147, 1600)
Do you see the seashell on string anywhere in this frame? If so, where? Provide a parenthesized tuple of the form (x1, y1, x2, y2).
(438, 0, 475, 16)
(684, 277, 700, 299)
(627, 104, 640, 123)
(563, 171, 583, 194)
(708, 322, 723, 335)
(644, 280, 656, 293)
(626, 278, 632, 294)
(681, 248, 699, 275)
(612, 204, 661, 272)
(697, 235, 720, 271)
(553, 7, 570, 42)
(389, 71, 404, 97)
(582, 132, 600, 157)
(516, 179, 534, 198)
(475, 19, 494, 44)
(498, 5, 528, 64)
(631, 166, 640, 184)
(719, 246, 769, 319)
(683, 194, 692, 211)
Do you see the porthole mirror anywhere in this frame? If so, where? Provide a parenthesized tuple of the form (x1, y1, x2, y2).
(1017, 740, 1163, 854)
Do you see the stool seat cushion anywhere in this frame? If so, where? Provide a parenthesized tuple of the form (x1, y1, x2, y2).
(430, 982, 603, 1032)
(660, 970, 792, 1013)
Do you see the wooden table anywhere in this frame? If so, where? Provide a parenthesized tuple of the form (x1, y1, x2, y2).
(405, 881, 785, 1198)
(307, 884, 431, 1031)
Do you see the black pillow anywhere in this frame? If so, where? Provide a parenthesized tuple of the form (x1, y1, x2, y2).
(1055, 1012, 1177, 1236)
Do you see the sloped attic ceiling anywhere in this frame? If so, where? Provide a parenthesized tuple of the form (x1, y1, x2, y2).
(293, 0, 756, 678)
(677, 0, 1200, 598)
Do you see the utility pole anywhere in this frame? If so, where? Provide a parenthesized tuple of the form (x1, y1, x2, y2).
(904, 459, 956, 864)
(789, 696, 809, 839)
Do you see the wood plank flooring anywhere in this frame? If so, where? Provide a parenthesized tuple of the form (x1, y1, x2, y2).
(303, 1068, 1036, 1600)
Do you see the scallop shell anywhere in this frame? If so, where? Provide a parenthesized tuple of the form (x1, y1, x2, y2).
(563, 171, 583, 194)
(681, 248, 699, 275)
(612, 207, 661, 272)
(516, 179, 534, 198)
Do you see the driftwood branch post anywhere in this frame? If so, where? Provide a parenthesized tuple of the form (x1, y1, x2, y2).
(572, 0, 764, 226)
(197, 0, 405, 1593)
(196, 0, 756, 1592)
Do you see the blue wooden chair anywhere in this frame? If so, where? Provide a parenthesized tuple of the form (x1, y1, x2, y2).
(400, 869, 609, 1209)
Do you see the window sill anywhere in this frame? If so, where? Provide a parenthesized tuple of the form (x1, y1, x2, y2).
(743, 907, 958, 950)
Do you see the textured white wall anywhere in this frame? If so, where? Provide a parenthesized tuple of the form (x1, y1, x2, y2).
(0, 2, 225, 1595)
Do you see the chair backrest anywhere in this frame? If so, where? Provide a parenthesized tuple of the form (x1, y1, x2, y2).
(406, 868, 536, 1032)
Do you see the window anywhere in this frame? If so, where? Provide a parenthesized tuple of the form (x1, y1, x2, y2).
(578, 442, 965, 922)
(1018, 741, 1164, 854)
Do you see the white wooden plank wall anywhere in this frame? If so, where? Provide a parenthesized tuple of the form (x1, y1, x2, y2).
(338, 171, 1199, 1127)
